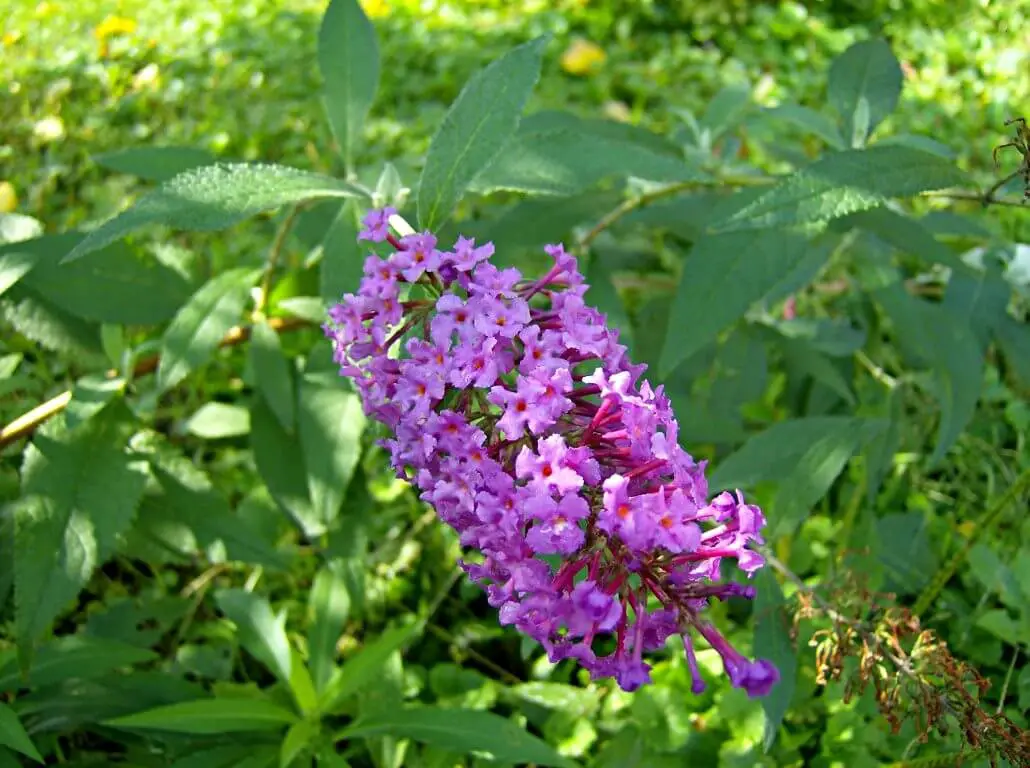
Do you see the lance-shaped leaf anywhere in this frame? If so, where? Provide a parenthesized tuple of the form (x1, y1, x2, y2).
(104, 697, 297, 734)
(214, 589, 292, 686)
(710, 146, 968, 234)
(318, 0, 380, 172)
(0, 702, 43, 763)
(92, 146, 216, 182)
(14, 410, 147, 656)
(752, 570, 796, 752)
(64, 163, 368, 262)
(417, 36, 547, 230)
(827, 39, 903, 147)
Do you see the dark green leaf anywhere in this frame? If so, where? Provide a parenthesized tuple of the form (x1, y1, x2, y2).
(863, 385, 903, 502)
(482, 190, 620, 255)
(770, 419, 886, 538)
(766, 317, 866, 356)
(0, 702, 43, 763)
(472, 130, 703, 196)
(827, 39, 903, 146)
(92, 146, 216, 182)
(763, 104, 844, 149)
(104, 697, 297, 734)
(339, 707, 576, 768)
(841, 206, 963, 270)
(711, 146, 968, 233)
(659, 228, 816, 377)
(518, 111, 682, 158)
(15, 410, 148, 654)
(875, 133, 956, 159)
(170, 745, 278, 768)
(0, 252, 36, 298)
(214, 589, 292, 685)
(281, 718, 321, 767)
(65, 164, 367, 262)
(250, 399, 322, 538)
(320, 621, 419, 714)
(995, 315, 1030, 390)
(417, 37, 547, 229)
(0, 635, 157, 693)
(876, 512, 937, 596)
(308, 566, 352, 693)
(752, 570, 796, 751)
(297, 373, 365, 529)
(318, 0, 380, 172)
(776, 336, 855, 405)
(151, 468, 290, 570)
(250, 319, 296, 432)
(700, 84, 751, 141)
(319, 201, 363, 303)
(157, 267, 259, 392)
(942, 263, 1010, 350)
(876, 285, 983, 464)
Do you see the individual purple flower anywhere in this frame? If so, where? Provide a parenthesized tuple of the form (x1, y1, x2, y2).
(324, 207, 778, 697)
(358, 206, 396, 242)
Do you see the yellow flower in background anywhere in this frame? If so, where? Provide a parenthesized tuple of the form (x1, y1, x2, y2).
(94, 15, 137, 41)
(35, 2, 53, 18)
(0, 182, 17, 213)
(360, 0, 390, 18)
(2, 31, 22, 47)
(560, 38, 606, 76)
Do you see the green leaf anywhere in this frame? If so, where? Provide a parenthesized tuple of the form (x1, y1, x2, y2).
(157, 267, 259, 392)
(0, 702, 43, 763)
(995, 315, 1030, 390)
(876, 512, 938, 597)
(250, 320, 297, 432)
(942, 264, 1010, 350)
(841, 207, 963, 270)
(104, 697, 298, 734)
(65, 375, 126, 429)
(281, 718, 321, 768)
(183, 402, 251, 439)
(775, 335, 855, 405)
(297, 373, 365, 528)
(320, 621, 420, 714)
(700, 84, 751, 142)
(214, 588, 292, 685)
(710, 416, 880, 492)
(319, 201, 363, 303)
(308, 565, 352, 693)
(92, 146, 216, 182)
(15, 410, 148, 654)
(0, 635, 157, 692)
(752, 570, 795, 752)
(481, 190, 620, 255)
(827, 39, 903, 147)
(338, 707, 576, 768)
(763, 104, 844, 149)
(250, 399, 323, 537)
(711, 146, 968, 234)
(659, 228, 816, 377)
(170, 745, 278, 768)
(518, 111, 682, 159)
(318, 0, 380, 173)
(876, 285, 983, 464)
(875, 133, 957, 159)
(417, 36, 547, 229)
(585, 252, 633, 350)
(0, 289, 104, 362)
(863, 385, 903, 502)
(65, 164, 368, 262)
(0, 252, 36, 298)
(770, 419, 886, 538)
(472, 130, 703, 196)
(975, 610, 1023, 646)
(150, 467, 290, 570)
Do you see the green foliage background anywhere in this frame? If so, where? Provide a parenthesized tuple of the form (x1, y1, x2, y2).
(1, 0, 1029, 766)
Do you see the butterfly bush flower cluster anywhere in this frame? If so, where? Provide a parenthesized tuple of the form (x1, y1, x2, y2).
(323, 207, 779, 696)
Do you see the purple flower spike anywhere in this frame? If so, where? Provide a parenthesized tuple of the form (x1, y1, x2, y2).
(323, 208, 778, 694)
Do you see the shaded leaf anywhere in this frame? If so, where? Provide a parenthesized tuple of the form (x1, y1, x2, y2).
(417, 37, 547, 229)
(92, 146, 216, 182)
(319, 201, 363, 303)
(308, 566, 352, 693)
(65, 164, 367, 262)
(250, 320, 296, 432)
(0, 702, 43, 763)
(827, 39, 903, 146)
(995, 315, 1030, 390)
(320, 621, 420, 714)
(15, 411, 147, 655)
(763, 104, 844, 149)
(157, 267, 259, 392)
(752, 570, 796, 752)
(659, 228, 817, 377)
(104, 697, 297, 734)
(339, 707, 576, 768)
(700, 84, 751, 141)
(297, 374, 365, 529)
(0, 635, 157, 693)
(319, 0, 380, 172)
(841, 206, 963, 270)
